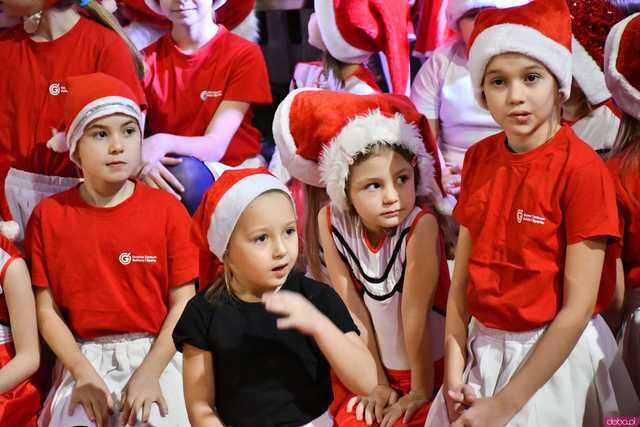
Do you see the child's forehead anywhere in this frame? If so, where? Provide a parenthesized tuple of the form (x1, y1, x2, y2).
(84, 113, 139, 129)
(484, 52, 548, 74)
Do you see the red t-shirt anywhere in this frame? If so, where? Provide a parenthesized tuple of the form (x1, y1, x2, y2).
(143, 27, 272, 166)
(0, 17, 146, 177)
(26, 182, 198, 339)
(607, 156, 640, 289)
(0, 236, 20, 325)
(453, 126, 619, 331)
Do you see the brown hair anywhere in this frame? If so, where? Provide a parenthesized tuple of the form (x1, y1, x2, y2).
(322, 51, 348, 89)
(609, 113, 640, 208)
(204, 257, 234, 304)
(304, 184, 329, 281)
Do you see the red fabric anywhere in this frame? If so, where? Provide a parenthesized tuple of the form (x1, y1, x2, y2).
(0, 236, 20, 325)
(334, 360, 443, 427)
(413, 0, 453, 56)
(0, 342, 41, 427)
(198, 249, 223, 290)
(143, 27, 272, 166)
(26, 182, 198, 340)
(453, 126, 619, 331)
(469, 0, 572, 56)
(117, 0, 172, 29)
(607, 156, 640, 289)
(216, 0, 255, 31)
(616, 14, 640, 94)
(0, 17, 146, 178)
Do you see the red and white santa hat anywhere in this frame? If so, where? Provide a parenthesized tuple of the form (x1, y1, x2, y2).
(314, 0, 410, 95)
(569, 0, 624, 106)
(191, 168, 293, 258)
(604, 12, 640, 120)
(216, 0, 258, 42)
(273, 88, 453, 214)
(445, 0, 530, 29)
(467, 0, 573, 107)
(46, 72, 145, 165)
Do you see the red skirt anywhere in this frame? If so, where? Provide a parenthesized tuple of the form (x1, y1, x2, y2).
(0, 341, 41, 427)
(333, 359, 443, 427)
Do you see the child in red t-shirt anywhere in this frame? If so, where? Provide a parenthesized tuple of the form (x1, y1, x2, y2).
(27, 73, 197, 427)
(0, 227, 41, 427)
(0, 0, 146, 244)
(603, 12, 640, 397)
(425, 2, 640, 426)
(140, 0, 272, 198)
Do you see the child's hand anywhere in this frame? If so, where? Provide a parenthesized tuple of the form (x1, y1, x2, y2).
(346, 384, 398, 425)
(450, 396, 513, 427)
(444, 383, 476, 422)
(443, 164, 462, 195)
(262, 290, 323, 336)
(120, 368, 168, 426)
(379, 390, 428, 427)
(69, 370, 114, 427)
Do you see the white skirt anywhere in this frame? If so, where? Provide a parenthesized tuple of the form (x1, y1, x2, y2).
(425, 315, 640, 427)
(38, 333, 189, 427)
(5, 168, 80, 244)
(619, 287, 640, 398)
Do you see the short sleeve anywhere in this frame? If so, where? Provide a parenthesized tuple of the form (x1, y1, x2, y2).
(165, 199, 198, 287)
(224, 43, 272, 104)
(24, 205, 49, 288)
(302, 276, 359, 335)
(173, 292, 213, 352)
(98, 36, 147, 106)
(563, 159, 620, 244)
(410, 52, 445, 119)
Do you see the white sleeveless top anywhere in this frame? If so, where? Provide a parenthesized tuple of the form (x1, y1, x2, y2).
(329, 206, 445, 370)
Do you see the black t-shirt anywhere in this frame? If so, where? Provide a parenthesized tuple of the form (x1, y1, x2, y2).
(173, 272, 359, 427)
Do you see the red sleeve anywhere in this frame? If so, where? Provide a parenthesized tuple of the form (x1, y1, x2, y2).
(166, 200, 198, 287)
(224, 43, 272, 104)
(24, 206, 49, 288)
(563, 159, 620, 244)
(98, 36, 147, 106)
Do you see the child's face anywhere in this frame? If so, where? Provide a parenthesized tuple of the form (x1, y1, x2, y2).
(159, 0, 212, 25)
(0, 0, 43, 17)
(482, 53, 559, 145)
(307, 13, 327, 51)
(347, 148, 416, 235)
(76, 113, 141, 187)
(227, 191, 298, 295)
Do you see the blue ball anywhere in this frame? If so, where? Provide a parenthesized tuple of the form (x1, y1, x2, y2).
(166, 156, 215, 216)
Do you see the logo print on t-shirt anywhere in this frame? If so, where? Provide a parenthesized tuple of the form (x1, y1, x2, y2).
(119, 252, 157, 265)
(119, 252, 132, 265)
(48, 83, 68, 96)
(515, 209, 545, 225)
(200, 90, 222, 101)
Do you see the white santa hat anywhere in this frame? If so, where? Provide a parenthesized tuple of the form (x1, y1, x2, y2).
(191, 168, 293, 259)
(446, 0, 530, 29)
(604, 12, 640, 120)
(467, 0, 573, 108)
(313, 0, 410, 95)
(46, 72, 145, 166)
(272, 88, 454, 214)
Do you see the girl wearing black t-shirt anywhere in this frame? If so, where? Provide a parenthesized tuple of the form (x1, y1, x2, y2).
(173, 168, 376, 427)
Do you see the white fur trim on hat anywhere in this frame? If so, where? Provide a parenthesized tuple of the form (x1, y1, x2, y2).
(207, 173, 292, 258)
(65, 96, 142, 165)
(272, 88, 324, 187)
(572, 36, 611, 105)
(604, 13, 640, 121)
(446, 0, 530, 29)
(230, 9, 259, 42)
(318, 109, 435, 212)
(314, 0, 371, 64)
(0, 221, 19, 241)
(468, 23, 572, 108)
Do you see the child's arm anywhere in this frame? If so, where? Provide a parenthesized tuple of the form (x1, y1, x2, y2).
(0, 259, 39, 394)
(452, 237, 607, 427)
(140, 101, 249, 196)
(182, 344, 226, 427)
(380, 214, 440, 426)
(262, 289, 376, 395)
(35, 287, 115, 427)
(318, 206, 395, 423)
(120, 282, 195, 425)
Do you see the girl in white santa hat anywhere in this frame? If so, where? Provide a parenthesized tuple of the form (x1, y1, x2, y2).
(273, 88, 453, 427)
(173, 167, 376, 427)
(603, 11, 640, 398)
(28, 72, 198, 427)
(424, 1, 640, 426)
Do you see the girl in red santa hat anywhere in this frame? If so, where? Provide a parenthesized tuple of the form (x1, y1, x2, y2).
(0, 0, 146, 245)
(28, 72, 198, 427)
(273, 88, 453, 427)
(173, 167, 376, 427)
(140, 0, 271, 199)
(603, 11, 640, 398)
(424, 1, 640, 426)
(0, 222, 41, 426)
